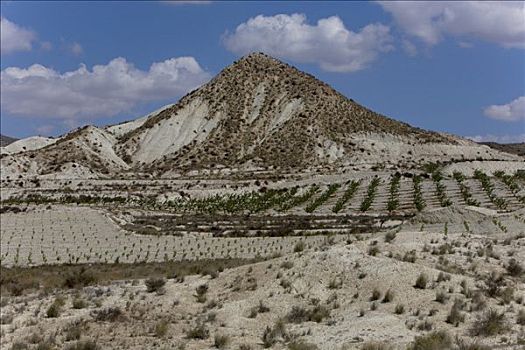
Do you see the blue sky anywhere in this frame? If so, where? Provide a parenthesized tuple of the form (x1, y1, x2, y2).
(1, 1, 524, 142)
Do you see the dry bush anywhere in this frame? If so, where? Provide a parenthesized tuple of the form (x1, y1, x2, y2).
(517, 309, 525, 325)
(506, 258, 524, 277)
(46, 297, 65, 318)
(394, 304, 405, 314)
(145, 277, 166, 293)
(446, 299, 465, 326)
(64, 340, 99, 350)
(470, 309, 509, 336)
(414, 273, 428, 289)
(155, 319, 169, 338)
(407, 330, 452, 350)
(186, 323, 209, 339)
(361, 342, 393, 350)
(370, 289, 381, 301)
(382, 289, 394, 303)
(213, 334, 230, 349)
(91, 307, 125, 322)
(288, 340, 319, 350)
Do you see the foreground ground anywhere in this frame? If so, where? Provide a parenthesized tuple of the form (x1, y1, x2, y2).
(1, 170, 524, 349)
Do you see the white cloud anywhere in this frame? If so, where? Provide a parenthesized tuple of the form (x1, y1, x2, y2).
(0, 17, 37, 54)
(40, 41, 53, 51)
(36, 124, 56, 136)
(0, 57, 211, 123)
(401, 39, 417, 56)
(70, 42, 83, 55)
(378, 1, 525, 48)
(161, 1, 211, 5)
(467, 133, 525, 143)
(484, 96, 525, 122)
(458, 41, 473, 49)
(223, 13, 393, 72)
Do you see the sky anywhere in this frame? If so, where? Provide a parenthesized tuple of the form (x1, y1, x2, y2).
(1, 1, 524, 143)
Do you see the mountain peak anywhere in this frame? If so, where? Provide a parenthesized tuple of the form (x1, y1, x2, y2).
(4, 54, 518, 180)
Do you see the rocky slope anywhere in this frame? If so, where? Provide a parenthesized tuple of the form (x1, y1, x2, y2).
(1, 53, 521, 180)
(0, 134, 18, 147)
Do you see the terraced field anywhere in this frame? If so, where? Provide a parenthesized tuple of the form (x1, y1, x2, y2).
(1, 171, 523, 268)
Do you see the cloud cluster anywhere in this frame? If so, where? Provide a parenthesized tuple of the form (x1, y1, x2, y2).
(378, 1, 525, 48)
(467, 133, 525, 143)
(223, 13, 393, 72)
(0, 57, 211, 123)
(1, 17, 36, 54)
(483, 96, 525, 122)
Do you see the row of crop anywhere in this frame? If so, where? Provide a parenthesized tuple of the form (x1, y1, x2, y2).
(452, 172, 479, 206)
(332, 180, 360, 213)
(494, 171, 525, 204)
(305, 184, 341, 213)
(278, 185, 319, 212)
(432, 171, 452, 207)
(387, 173, 401, 212)
(360, 177, 380, 212)
(474, 170, 507, 210)
(413, 175, 426, 211)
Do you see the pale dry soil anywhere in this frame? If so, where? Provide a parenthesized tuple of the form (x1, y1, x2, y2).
(1, 207, 524, 350)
